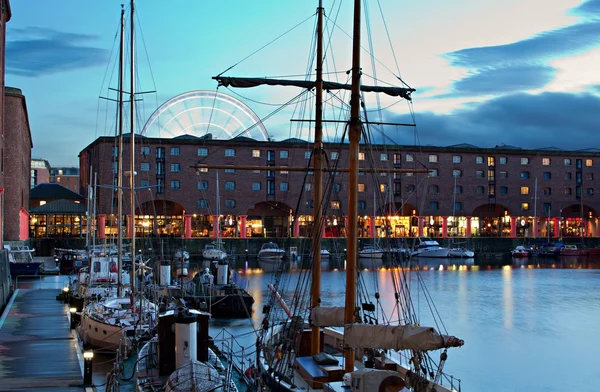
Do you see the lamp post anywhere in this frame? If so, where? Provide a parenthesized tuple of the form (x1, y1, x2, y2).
(69, 307, 78, 330)
(83, 351, 94, 386)
(62, 286, 70, 304)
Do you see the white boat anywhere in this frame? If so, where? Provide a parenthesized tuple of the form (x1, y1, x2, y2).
(257, 242, 285, 262)
(320, 247, 330, 260)
(202, 242, 227, 261)
(172, 249, 190, 277)
(448, 247, 475, 258)
(79, 294, 157, 355)
(411, 237, 450, 258)
(358, 245, 384, 259)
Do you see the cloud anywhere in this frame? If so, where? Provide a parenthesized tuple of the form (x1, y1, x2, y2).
(6, 27, 109, 77)
(446, 65, 556, 96)
(445, 21, 600, 70)
(384, 92, 600, 150)
(572, 0, 600, 17)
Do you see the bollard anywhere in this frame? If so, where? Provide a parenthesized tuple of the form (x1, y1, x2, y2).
(62, 287, 70, 304)
(83, 351, 94, 386)
(69, 308, 78, 329)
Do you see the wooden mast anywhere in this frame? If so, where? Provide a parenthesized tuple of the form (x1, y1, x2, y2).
(310, 0, 324, 356)
(344, 0, 361, 373)
(117, 4, 125, 295)
(129, 0, 136, 292)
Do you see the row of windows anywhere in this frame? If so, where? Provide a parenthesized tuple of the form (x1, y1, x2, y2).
(127, 145, 597, 169)
(423, 184, 594, 197)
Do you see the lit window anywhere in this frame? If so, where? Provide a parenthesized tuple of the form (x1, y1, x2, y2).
(429, 154, 438, 163)
(379, 184, 387, 193)
(331, 200, 341, 209)
(521, 186, 529, 195)
(198, 165, 208, 173)
(542, 158, 550, 166)
(452, 155, 461, 163)
(358, 184, 365, 192)
(252, 150, 261, 158)
(521, 202, 529, 211)
(488, 156, 495, 166)
(586, 159, 593, 167)
(359, 152, 365, 161)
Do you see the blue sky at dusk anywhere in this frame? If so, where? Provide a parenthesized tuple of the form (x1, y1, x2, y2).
(6, 0, 600, 166)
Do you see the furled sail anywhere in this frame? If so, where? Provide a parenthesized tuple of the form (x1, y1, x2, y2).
(344, 323, 464, 351)
(310, 306, 345, 327)
(213, 76, 415, 100)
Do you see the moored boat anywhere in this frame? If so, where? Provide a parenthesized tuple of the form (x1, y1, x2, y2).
(5, 245, 42, 276)
(257, 242, 285, 262)
(511, 245, 531, 258)
(410, 237, 450, 258)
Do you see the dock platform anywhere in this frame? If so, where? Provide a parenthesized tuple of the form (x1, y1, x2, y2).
(0, 276, 91, 391)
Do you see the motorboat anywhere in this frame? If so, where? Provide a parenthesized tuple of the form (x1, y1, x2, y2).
(410, 237, 450, 258)
(511, 245, 531, 258)
(5, 245, 42, 276)
(358, 245, 384, 259)
(448, 247, 475, 258)
(257, 242, 285, 262)
(559, 244, 589, 256)
(202, 242, 227, 261)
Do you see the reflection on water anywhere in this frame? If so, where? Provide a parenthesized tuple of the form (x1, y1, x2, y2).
(218, 255, 600, 392)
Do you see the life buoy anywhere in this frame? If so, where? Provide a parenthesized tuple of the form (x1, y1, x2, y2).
(244, 366, 255, 379)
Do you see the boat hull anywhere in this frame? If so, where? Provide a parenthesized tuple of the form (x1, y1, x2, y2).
(411, 248, 450, 258)
(79, 313, 129, 352)
(358, 251, 384, 259)
(448, 249, 475, 258)
(9, 262, 42, 276)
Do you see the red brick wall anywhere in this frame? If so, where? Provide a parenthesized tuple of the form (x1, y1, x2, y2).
(4, 89, 31, 240)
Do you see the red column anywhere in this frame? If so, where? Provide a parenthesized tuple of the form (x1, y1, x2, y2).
(418, 217, 424, 237)
(293, 218, 300, 237)
(466, 216, 472, 237)
(322, 217, 328, 238)
(184, 215, 192, 238)
(240, 215, 247, 239)
(98, 214, 106, 239)
(212, 215, 219, 238)
(344, 216, 349, 238)
(553, 218, 559, 238)
(370, 216, 376, 238)
(442, 217, 448, 238)
(510, 216, 517, 238)
(533, 219, 538, 238)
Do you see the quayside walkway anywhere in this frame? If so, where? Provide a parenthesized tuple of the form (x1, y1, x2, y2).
(0, 276, 93, 392)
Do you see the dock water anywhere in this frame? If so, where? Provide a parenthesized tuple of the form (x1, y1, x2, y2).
(0, 276, 92, 391)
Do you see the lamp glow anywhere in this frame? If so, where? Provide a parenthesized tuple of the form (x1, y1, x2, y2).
(69, 307, 77, 313)
(83, 351, 94, 360)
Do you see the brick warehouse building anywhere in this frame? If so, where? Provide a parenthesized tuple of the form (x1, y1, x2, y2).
(76, 133, 600, 241)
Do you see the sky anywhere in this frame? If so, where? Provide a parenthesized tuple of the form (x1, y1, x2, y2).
(6, 0, 600, 166)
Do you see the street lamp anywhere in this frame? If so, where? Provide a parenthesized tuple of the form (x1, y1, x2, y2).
(83, 351, 94, 386)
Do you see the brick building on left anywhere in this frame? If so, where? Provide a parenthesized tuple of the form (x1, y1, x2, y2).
(1, 1, 34, 243)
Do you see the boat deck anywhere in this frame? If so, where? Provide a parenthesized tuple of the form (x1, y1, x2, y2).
(0, 284, 92, 391)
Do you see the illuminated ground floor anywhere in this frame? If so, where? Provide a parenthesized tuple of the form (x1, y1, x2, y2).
(29, 212, 598, 240)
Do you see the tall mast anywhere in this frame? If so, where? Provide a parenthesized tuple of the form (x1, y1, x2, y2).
(129, 0, 136, 291)
(117, 4, 125, 294)
(533, 177, 537, 239)
(310, 0, 324, 356)
(345, 0, 361, 373)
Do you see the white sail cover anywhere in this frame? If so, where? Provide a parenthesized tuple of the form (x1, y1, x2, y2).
(344, 323, 464, 351)
(310, 306, 346, 327)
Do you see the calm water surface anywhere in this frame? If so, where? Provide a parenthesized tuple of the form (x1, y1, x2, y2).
(211, 257, 600, 392)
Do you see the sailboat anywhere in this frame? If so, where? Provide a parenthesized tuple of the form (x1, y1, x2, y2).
(79, 1, 157, 356)
(448, 175, 475, 258)
(202, 171, 228, 261)
(214, 1, 464, 391)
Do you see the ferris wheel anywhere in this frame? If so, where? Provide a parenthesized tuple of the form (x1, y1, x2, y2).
(140, 90, 270, 141)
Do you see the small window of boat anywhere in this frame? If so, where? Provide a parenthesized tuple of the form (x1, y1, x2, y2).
(93, 261, 101, 273)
